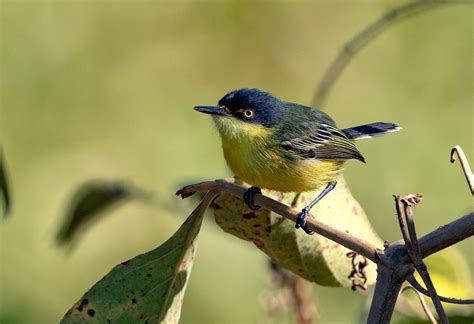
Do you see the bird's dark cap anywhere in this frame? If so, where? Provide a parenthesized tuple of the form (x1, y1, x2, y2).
(218, 88, 279, 112)
(194, 88, 284, 127)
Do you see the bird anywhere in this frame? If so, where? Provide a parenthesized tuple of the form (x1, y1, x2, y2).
(194, 88, 401, 234)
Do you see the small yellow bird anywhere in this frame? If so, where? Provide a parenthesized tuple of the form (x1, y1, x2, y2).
(195, 88, 401, 234)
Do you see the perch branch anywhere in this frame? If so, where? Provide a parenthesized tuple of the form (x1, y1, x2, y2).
(177, 177, 380, 262)
(177, 178, 473, 263)
(450, 145, 474, 195)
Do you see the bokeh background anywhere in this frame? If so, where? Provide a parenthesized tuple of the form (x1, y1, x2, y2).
(1, 0, 472, 323)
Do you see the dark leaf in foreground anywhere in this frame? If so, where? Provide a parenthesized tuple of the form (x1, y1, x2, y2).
(61, 192, 216, 324)
(0, 148, 12, 218)
(56, 180, 144, 245)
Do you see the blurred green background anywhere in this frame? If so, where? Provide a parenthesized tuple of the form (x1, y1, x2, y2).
(1, 0, 472, 323)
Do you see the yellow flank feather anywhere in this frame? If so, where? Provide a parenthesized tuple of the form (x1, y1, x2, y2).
(213, 116, 344, 193)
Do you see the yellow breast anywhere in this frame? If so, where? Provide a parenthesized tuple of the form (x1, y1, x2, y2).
(214, 116, 344, 192)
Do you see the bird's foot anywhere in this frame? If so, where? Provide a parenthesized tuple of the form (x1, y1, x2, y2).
(295, 209, 314, 235)
(243, 187, 261, 210)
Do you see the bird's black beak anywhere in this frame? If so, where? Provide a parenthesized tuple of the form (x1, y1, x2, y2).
(194, 105, 227, 116)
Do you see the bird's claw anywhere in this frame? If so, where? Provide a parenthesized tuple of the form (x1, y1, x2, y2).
(295, 209, 314, 235)
(243, 187, 261, 210)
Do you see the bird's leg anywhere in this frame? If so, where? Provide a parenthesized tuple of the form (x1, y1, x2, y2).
(243, 186, 262, 210)
(295, 182, 337, 235)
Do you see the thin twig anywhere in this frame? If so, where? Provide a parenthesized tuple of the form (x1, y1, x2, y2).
(398, 194, 448, 323)
(399, 285, 437, 324)
(450, 145, 474, 195)
(406, 274, 474, 304)
(414, 264, 449, 323)
(312, 0, 470, 107)
(401, 194, 423, 263)
(394, 195, 411, 248)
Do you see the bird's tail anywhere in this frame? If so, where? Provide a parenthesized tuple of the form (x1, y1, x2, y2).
(342, 122, 401, 140)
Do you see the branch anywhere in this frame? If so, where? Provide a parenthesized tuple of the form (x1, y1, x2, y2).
(366, 252, 412, 324)
(177, 178, 474, 322)
(387, 213, 473, 263)
(312, 0, 470, 107)
(368, 195, 473, 322)
(417, 212, 473, 259)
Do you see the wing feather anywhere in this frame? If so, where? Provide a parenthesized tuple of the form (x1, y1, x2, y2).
(280, 123, 366, 162)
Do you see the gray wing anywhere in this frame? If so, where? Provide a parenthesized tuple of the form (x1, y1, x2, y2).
(280, 123, 366, 163)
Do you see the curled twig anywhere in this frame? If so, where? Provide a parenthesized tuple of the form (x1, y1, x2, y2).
(450, 145, 474, 195)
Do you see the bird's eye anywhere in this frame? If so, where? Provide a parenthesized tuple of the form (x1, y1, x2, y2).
(243, 109, 255, 119)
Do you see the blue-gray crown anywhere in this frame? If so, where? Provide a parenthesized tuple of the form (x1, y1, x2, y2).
(218, 88, 284, 127)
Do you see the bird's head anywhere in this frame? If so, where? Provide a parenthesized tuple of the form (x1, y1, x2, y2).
(194, 88, 284, 139)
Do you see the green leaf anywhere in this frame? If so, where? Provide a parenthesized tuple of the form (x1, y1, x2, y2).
(213, 175, 382, 287)
(0, 148, 12, 217)
(61, 191, 217, 324)
(56, 180, 148, 245)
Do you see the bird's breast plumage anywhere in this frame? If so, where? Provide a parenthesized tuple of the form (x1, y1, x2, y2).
(214, 116, 344, 192)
